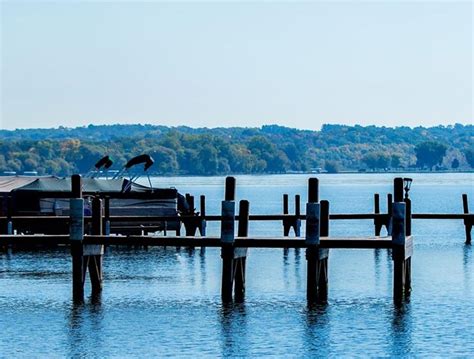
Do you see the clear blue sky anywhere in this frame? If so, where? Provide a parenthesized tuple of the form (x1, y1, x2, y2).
(1, 1, 472, 130)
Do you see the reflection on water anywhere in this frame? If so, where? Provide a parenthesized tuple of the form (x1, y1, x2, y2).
(0, 173, 473, 356)
(303, 304, 330, 356)
(389, 302, 413, 356)
(219, 303, 248, 357)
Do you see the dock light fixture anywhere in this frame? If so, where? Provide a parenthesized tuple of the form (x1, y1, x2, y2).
(403, 178, 413, 199)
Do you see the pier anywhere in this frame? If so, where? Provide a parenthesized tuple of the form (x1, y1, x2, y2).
(0, 175, 472, 305)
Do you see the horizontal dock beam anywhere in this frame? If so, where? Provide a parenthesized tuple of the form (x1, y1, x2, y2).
(0, 234, 395, 249)
(2, 213, 472, 222)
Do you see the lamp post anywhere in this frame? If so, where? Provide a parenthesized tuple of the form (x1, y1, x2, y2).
(403, 178, 413, 199)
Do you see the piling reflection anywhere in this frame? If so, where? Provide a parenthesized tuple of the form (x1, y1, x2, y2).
(463, 244, 471, 291)
(67, 296, 104, 358)
(294, 249, 302, 289)
(67, 301, 86, 357)
(302, 304, 330, 356)
(389, 302, 413, 356)
(374, 248, 382, 287)
(219, 302, 248, 358)
(199, 247, 207, 287)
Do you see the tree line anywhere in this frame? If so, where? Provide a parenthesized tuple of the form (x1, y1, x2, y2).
(0, 123, 472, 176)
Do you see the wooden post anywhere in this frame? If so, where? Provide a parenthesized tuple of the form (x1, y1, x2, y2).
(374, 193, 382, 236)
(295, 194, 301, 237)
(462, 194, 471, 244)
(318, 200, 330, 301)
(404, 197, 412, 237)
(184, 195, 197, 236)
(199, 195, 207, 236)
(320, 200, 329, 238)
(234, 200, 249, 302)
(70, 174, 84, 302)
(283, 194, 292, 237)
(84, 196, 104, 294)
(392, 177, 412, 303)
(221, 176, 236, 302)
(386, 193, 393, 235)
(103, 196, 110, 236)
(308, 178, 319, 203)
(305, 178, 328, 303)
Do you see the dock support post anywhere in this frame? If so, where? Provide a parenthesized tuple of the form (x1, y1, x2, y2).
(386, 193, 393, 235)
(184, 195, 206, 239)
(463, 194, 471, 245)
(199, 195, 207, 254)
(374, 193, 382, 236)
(85, 196, 104, 294)
(392, 177, 413, 303)
(103, 196, 110, 236)
(221, 176, 236, 302)
(283, 194, 290, 236)
(200, 195, 207, 237)
(318, 199, 330, 301)
(70, 174, 84, 302)
(282, 194, 301, 237)
(234, 199, 249, 302)
(305, 178, 328, 303)
(295, 195, 301, 237)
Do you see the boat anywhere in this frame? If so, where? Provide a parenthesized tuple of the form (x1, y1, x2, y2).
(0, 154, 190, 235)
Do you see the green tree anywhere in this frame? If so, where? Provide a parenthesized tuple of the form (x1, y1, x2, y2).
(451, 158, 459, 170)
(362, 152, 390, 170)
(464, 148, 474, 168)
(325, 160, 340, 173)
(391, 154, 401, 169)
(415, 141, 447, 170)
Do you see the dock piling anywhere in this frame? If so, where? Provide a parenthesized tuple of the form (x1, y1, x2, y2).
(200, 195, 207, 237)
(283, 194, 300, 237)
(295, 195, 301, 237)
(103, 196, 110, 236)
(70, 174, 84, 302)
(306, 178, 328, 303)
(462, 194, 471, 244)
(221, 176, 236, 302)
(234, 200, 249, 302)
(392, 177, 412, 303)
(374, 193, 382, 236)
(85, 196, 104, 294)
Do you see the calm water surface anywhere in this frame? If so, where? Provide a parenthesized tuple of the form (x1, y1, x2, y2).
(1, 173, 473, 357)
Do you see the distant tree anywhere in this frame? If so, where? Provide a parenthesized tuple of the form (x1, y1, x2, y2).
(362, 152, 390, 170)
(391, 154, 401, 169)
(325, 160, 340, 173)
(465, 149, 474, 168)
(415, 141, 447, 170)
(451, 158, 460, 170)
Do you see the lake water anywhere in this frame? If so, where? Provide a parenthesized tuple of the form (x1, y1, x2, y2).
(1, 173, 473, 357)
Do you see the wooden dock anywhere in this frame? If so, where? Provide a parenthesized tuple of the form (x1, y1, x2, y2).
(0, 175, 435, 305)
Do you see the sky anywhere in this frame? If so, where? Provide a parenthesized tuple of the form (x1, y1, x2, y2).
(0, 1, 472, 131)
